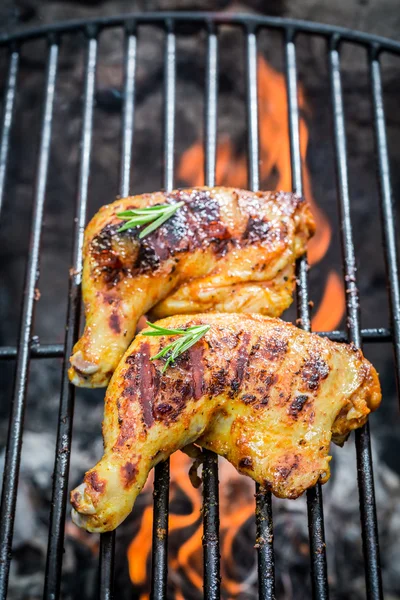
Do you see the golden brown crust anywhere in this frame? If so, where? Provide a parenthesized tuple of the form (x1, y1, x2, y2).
(70, 313, 381, 532)
(88, 188, 314, 283)
(68, 187, 315, 388)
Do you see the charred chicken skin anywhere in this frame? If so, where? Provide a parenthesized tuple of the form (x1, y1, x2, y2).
(70, 313, 381, 533)
(69, 187, 315, 388)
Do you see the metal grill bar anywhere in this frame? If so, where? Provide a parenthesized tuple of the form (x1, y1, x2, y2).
(99, 22, 138, 600)
(0, 49, 19, 215)
(44, 30, 98, 600)
(245, 26, 276, 600)
(151, 459, 170, 599)
(202, 23, 221, 600)
(285, 31, 329, 600)
(0, 39, 59, 599)
(246, 28, 261, 192)
(2, 14, 400, 55)
(150, 21, 177, 599)
(163, 24, 176, 193)
(204, 25, 218, 187)
(202, 452, 220, 599)
(120, 22, 137, 200)
(98, 22, 138, 600)
(369, 48, 400, 398)
(329, 36, 383, 598)
(99, 533, 115, 600)
(0, 327, 392, 360)
(0, 343, 64, 359)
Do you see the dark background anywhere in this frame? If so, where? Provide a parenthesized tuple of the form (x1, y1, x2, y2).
(0, 1, 400, 599)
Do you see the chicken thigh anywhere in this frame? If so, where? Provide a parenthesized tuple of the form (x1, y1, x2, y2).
(69, 187, 315, 387)
(70, 313, 381, 533)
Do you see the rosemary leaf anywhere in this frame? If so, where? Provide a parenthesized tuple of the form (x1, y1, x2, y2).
(116, 201, 184, 237)
(142, 322, 210, 372)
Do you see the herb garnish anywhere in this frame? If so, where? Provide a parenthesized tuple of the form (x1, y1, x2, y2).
(116, 201, 184, 238)
(142, 322, 210, 372)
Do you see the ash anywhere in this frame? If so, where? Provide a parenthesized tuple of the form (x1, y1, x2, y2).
(0, 1, 400, 599)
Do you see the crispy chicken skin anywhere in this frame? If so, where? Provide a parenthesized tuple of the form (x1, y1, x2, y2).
(70, 313, 381, 533)
(68, 187, 315, 388)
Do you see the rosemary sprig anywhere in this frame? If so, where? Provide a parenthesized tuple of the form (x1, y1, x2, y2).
(142, 321, 210, 372)
(116, 201, 184, 238)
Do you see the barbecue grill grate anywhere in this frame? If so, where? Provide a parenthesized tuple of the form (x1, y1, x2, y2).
(0, 12, 399, 600)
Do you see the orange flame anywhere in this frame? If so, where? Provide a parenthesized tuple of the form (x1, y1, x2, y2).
(128, 454, 256, 598)
(178, 58, 332, 272)
(177, 57, 344, 331)
(128, 452, 203, 588)
(127, 55, 346, 597)
(308, 271, 346, 332)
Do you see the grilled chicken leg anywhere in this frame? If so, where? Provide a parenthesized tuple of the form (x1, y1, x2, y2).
(70, 313, 381, 533)
(69, 187, 315, 387)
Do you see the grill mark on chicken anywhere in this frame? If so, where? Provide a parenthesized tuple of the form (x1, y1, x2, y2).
(188, 193, 230, 250)
(189, 344, 204, 400)
(248, 332, 289, 366)
(208, 368, 228, 398)
(220, 332, 241, 350)
(262, 334, 288, 361)
(135, 241, 162, 272)
(151, 341, 204, 412)
(230, 332, 251, 395)
(267, 191, 305, 214)
(91, 224, 129, 287)
(300, 354, 330, 391)
(239, 457, 254, 470)
(138, 343, 154, 428)
(154, 396, 187, 424)
(263, 373, 279, 390)
(249, 340, 261, 357)
(153, 365, 195, 425)
(90, 190, 305, 285)
(154, 403, 174, 416)
(158, 192, 230, 256)
(242, 192, 304, 244)
(253, 372, 278, 408)
(115, 389, 138, 447)
(109, 312, 121, 334)
(117, 344, 154, 444)
(276, 455, 300, 481)
(70, 492, 82, 511)
(241, 394, 257, 404)
(85, 471, 106, 494)
(70, 187, 317, 388)
(243, 217, 272, 243)
(70, 314, 382, 533)
(120, 461, 139, 489)
(289, 395, 309, 417)
(103, 293, 118, 305)
(114, 427, 133, 449)
(137, 202, 204, 269)
(94, 190, 231, 280)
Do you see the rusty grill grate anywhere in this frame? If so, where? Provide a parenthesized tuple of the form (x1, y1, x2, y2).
(0, 11, 399, 600)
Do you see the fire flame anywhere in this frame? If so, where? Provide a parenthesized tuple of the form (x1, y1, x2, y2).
(177, 57, 345, 329)
(128, 453, 256, 598)
(127, 55, 345, 597)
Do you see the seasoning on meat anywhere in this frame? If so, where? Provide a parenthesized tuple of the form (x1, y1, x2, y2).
(70, 313, 381, 533)
(69, 187, 315, 388)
